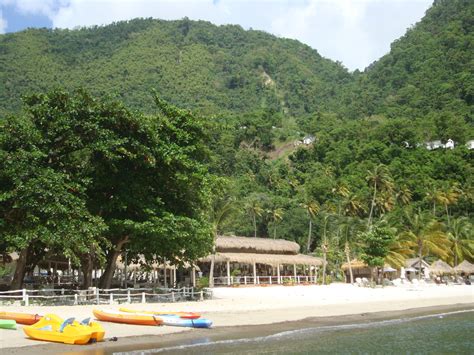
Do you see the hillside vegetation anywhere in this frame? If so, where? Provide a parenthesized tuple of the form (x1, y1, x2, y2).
(0, 0, 473, 288)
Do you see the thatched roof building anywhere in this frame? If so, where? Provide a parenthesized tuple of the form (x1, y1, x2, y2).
(430, 259, 454, 275)
(203, 236, 323, 267)
(405, 257, 430, 269)
(454, 260, 474, 274)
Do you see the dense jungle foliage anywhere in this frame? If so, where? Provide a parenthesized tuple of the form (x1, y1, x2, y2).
(0, 0, 472, 287)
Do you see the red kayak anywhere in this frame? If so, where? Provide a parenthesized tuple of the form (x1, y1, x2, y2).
(0, 311, 42, 325)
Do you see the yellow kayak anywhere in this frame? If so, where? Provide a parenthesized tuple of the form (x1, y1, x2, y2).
(23, 315, 92, 345)
(119, 307, 201, 319)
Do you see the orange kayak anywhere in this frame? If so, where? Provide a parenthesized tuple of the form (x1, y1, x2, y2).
(0, 311, 42, 325)
(93, 309, 163, 326)
(119, 307, 201, 319)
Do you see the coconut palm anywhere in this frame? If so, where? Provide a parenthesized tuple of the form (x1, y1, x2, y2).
(436, 185, 460, 227)
(208, 194, 236, 287)
(396, 185, 412, 206)
(366, 164, 394, 228)
(447, 217, 473, 267)
(338, 216, 364, 284)
(300, 200, 320, 253)
(268, 207, 284, 239)
(343, 194, 366, 217)
(400, 211, 451, 279)
(244, 196, 264, 238)
(386, 230, 416, 269)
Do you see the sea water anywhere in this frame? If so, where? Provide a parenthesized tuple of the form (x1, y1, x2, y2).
(115, 309, 474, 354)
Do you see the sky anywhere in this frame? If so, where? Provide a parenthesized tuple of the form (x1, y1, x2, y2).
(0, 0, 433, 71)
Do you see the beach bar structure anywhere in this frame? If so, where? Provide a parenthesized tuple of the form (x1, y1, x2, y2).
(199, 236, 323, 286)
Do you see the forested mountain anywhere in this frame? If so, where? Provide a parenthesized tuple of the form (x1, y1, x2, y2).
(1, 0, 473, 288)
(0, 17, 351, 117)
(349, 0, 473, 143)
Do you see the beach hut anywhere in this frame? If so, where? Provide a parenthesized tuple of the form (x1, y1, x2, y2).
(199, 236, 323, 286)
(429, 260, 454, 275)
(341, 260, 396, 283)
(454, 260, 474, 275)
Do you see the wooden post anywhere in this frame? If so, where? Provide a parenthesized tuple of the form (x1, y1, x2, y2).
(253, 263, 257, 285)
(192, 267, 196, 287)
(277, 264, 281, 284)
(141, 292, 146, 303)
(127, 289, 131, 303)
(293, 264, 297, 282)
(226, 261, 231, 286)
(109, 293, 113, 304)
(309, 265, 313, 282)
(164, 262, 168, 288)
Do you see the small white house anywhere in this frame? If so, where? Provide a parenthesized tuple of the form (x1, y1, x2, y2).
(425, 140, 443, 150)
(445, 139, 454, 149)
(466, 140, 474, 150)
(303, 135, 315, 145)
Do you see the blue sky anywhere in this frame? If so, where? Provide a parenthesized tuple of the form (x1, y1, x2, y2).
(0, 0, 433, 71)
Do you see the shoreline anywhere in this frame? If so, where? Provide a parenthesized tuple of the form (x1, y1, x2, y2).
(1, 284, 473, 354)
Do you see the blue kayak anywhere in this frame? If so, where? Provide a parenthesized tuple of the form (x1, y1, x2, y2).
(159, 315, 212, 328)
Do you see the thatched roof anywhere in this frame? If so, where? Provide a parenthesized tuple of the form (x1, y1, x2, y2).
(341, 259, 394, 271)
(341, 259, 368, 270)
(454, 260, 474, 274)
(216, 236, 300, 255)
(430, 259, 454, 275)
(405, 257, 430, 269)
(199, 252, 323, 267)
(116, 255, 198, 271)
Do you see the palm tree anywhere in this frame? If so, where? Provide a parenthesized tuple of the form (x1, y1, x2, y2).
(268, 207, 284, 239)
(447, 217, 473, 267)
(208, 194, 235, 287)
(396, 185, 412, 206)
(300, 200, 320, 253)
(400, 211, 451, 279)
(436, 185, 460, 227)
(386, 230, 416, 269)
(366, 164, 394, 228)
(343, 194, 366, 217)
(339, 216, 364, 284)
(244, 197, 264, 238)
(320, 211, 334, 285)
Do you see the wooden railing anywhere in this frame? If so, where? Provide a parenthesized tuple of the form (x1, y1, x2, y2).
(213, 275, 317, 286)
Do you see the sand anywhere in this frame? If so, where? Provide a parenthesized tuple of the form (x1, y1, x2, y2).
(1, 283, 473, 353)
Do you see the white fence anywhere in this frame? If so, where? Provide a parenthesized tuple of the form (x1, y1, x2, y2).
(213, 275, 317, 286)
(0, 287, 212, 306)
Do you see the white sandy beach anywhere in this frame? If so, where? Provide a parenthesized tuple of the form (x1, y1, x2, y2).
(1, 283, 473, 350)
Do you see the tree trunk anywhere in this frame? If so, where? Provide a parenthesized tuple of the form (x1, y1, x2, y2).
(11, 248, 29, 290)
(345, 242, 354, 284)
(81, 254, 93, 289)
(253, 214, 257, 238)
(209, 255, 215, 288)
(99, 236, 129, 289)
(306, 219, 312, 253)
(209, 240, 216, 288)
(418, 243, 423, 280)
(445, 204, 450, 227)
(322, 247, 327, 285)
(273, 224, 277, 239)
(368, 182, 377, 228)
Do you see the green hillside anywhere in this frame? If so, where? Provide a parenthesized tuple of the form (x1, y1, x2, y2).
(0, 18, 351, 117)
(349, 0, 473, 142)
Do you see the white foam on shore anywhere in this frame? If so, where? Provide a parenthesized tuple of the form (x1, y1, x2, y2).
(113, 309, 474, 354)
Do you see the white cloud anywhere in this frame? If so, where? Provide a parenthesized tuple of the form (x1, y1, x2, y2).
(0, 13, 7, 34)
(2, 0, 432, 70)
